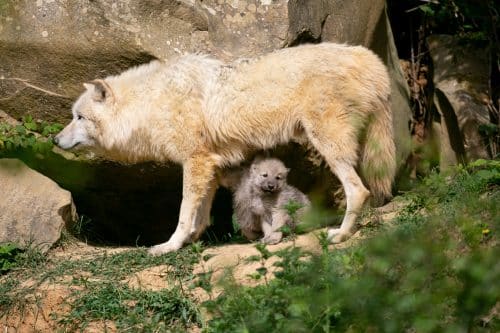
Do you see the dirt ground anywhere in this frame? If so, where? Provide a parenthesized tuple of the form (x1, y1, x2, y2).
(0, 202, 401, 332)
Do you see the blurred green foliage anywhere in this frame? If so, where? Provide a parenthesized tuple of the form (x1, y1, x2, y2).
(418, 0, 498, 43)
(204, 159, 499, 333)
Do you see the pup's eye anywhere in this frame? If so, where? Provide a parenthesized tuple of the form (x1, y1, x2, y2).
(77, 114, 84, 120)
(276, 175, 282, 180)
(262, 173, 268, 178)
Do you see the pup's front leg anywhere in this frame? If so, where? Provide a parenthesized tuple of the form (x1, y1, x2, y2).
(149, 154, 217, 255)
(261, 210, 288, 245)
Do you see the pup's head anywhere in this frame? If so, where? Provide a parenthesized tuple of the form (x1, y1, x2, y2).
(54, 80, 115, 150)
(250, 157, 289, 194)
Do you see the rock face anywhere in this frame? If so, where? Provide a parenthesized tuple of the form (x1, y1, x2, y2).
(428, 35, 492, 168)
(0, 0, 411, 161)
(0, 158, 76, 252)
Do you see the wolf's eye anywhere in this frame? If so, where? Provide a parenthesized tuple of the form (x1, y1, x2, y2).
(77, 114, 84, 120)
(262, 173, 268, 178)
(276, 175, 282, 180)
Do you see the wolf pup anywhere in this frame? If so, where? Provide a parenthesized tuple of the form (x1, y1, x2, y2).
(233, 157, 310, 244)
(54, 43, 396, 255)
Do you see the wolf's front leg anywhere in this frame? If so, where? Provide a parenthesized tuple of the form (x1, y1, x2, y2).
(149, 154, 217, 256)
(189, 178, 218, 241)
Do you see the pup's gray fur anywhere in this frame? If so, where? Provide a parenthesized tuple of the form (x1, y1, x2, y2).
(232, 157, 310, 244)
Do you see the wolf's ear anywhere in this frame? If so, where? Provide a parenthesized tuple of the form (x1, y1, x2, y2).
(83, 79, 114, 103)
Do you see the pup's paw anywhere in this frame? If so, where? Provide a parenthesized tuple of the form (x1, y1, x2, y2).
(148, 242, 181, 256)
(327, 228, 351, 244)
(261, 232, 282, 245)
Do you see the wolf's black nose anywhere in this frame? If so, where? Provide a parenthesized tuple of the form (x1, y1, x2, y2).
(52, 136, 59, 145)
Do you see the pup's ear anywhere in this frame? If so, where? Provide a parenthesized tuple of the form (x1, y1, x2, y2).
(83, 79, 114, 103)
(252, 155, 265, 164)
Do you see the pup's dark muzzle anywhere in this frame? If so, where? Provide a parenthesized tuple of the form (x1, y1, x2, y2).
(261, 183, 278, 194)
(266, 184, 276, 191)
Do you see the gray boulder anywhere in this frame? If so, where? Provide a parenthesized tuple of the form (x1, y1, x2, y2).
(428, 35, 492, 169)
(0, 158, 76, 252)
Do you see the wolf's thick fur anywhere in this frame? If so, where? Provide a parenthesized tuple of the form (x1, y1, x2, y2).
(55, 43, 396, 255)
(232, 157, 310, 244)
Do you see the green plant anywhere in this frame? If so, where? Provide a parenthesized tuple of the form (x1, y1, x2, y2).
(58, 282, 201, 332)
(0, 116, 63, 154)
(190, 242, 216, 297)
(0, 244, 21, 274)
(203, 161, 499, 332)
(417, 0, 498, 46)
(0, 245, 203, 330)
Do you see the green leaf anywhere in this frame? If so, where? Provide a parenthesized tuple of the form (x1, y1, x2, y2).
(23, 121, 38, 131)
(418, 4, 434, 15)
(255, 243, 272, 260)
(15, 125, 26, 135)
(256, 267, 268, 276)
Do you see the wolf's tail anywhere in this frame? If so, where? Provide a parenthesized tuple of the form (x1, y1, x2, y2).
(359, 97, 396, 206)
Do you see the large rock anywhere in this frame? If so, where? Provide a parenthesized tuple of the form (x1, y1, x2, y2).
(428, 35, 492, 168)
(0, 158, 77, 252)
(0, 1, 411, 161)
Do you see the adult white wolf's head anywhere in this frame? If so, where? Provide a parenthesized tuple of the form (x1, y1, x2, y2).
(54, 80, 115, 150)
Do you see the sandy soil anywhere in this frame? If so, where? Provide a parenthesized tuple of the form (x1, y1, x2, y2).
(0, 202, 400, 332)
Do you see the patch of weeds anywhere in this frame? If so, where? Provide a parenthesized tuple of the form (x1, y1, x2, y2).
(58, 281, 201, 332)
(295, 201, 342, 234)
(66, 215, 93, 240)
(0, 116, 63, 155)
(0, 245, 48, 317)
(0, 243, 47, 275)
(273, 246, 310, 281)
(0, 275, 19, 310)
(231, 213, 240, 234)
(0, 243, 22, 274)
(358, 206, 387, 238)
(204, 162, 500, 332)
(48, 246, 199, 283)
(203, 279, 292, 333)
(283, 199, 306, 228)
(13, 246, 47, 270)
(190, 242, 216, 298)
(1, 245, 204, 329)
(246, 243, 273, 283)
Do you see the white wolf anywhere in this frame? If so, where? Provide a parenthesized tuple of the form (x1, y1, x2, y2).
(54, 43, 396, 255)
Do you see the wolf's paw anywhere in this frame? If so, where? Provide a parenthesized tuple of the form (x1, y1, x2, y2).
(148, 242, 181, 256)
(327, 228, 351, 244)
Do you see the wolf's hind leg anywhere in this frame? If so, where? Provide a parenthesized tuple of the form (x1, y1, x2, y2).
(304, 115, 370, 243)
(326, 161, 370, 242)
(149, 154, 217, 255)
